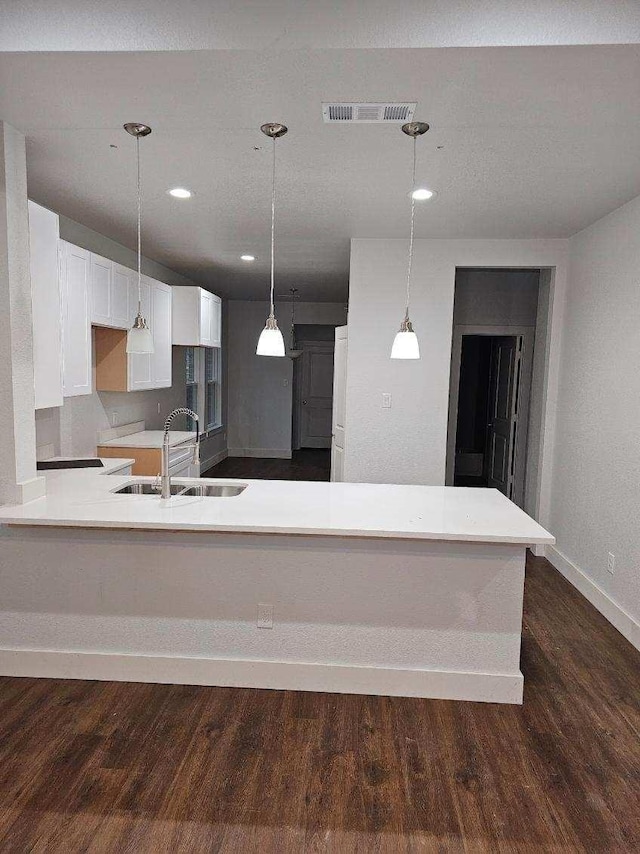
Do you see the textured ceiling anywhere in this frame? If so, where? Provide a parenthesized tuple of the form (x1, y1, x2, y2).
(2, 1, 640, 51)
(1, 44, 640, 300)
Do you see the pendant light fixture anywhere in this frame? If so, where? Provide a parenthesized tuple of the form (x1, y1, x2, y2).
(256, 122, 288, 357)
(391, 121, 429, 360)
(124, 122, 155, 355)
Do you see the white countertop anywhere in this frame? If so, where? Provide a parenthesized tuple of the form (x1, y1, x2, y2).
(0, 465, 554, 544)
(97, 431, 196, 449)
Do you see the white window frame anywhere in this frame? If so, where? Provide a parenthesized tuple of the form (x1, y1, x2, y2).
(185, 346, 222, 435)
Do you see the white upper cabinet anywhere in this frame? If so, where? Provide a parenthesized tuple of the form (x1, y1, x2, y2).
(112, 264, 132, 328)
(60, 240, 92, 397)
(151, 280, 172, 386)
(172, 286, 221, 347)
(28, 201, 63, 409)
(90, 253, 131, 329)
(127, 276, 172, 390)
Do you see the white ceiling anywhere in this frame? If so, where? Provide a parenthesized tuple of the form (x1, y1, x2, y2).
(2, 43, 640, 300)
(3, 1, 640, 51)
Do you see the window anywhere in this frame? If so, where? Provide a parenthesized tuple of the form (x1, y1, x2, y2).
(185, 347, 198, 431)
(205, 348, 221, 431)
(185, 346, 222, 433)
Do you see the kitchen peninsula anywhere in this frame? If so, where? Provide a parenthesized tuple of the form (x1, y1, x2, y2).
(0, 467, 553, 704)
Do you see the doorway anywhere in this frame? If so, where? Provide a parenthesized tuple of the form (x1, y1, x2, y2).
(448, 325, 535, 506)
(292, 325, 335, 452)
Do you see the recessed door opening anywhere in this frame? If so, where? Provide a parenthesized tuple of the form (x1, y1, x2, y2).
(446, 268, 547, 509)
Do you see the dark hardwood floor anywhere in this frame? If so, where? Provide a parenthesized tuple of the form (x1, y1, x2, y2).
(0, 554, 638, 852)
(202, 448, 331, 481)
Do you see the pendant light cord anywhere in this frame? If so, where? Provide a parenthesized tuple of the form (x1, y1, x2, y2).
(404, 135, 417, 321)
(136, 135, 142, 314)
(269, 136, 276, 318)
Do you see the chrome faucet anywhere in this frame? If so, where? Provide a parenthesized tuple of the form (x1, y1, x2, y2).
(161, 408, 200, 499)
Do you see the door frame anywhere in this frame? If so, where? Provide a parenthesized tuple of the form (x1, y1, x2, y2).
(292, 339, 335, 451)
(446, 325, 535, 507)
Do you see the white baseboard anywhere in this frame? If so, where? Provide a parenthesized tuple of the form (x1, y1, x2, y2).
(227, 448, 292, 459)
(0, 649, 523, 704)
(545, 545, 640, 651)
(200, 448, 227, 472)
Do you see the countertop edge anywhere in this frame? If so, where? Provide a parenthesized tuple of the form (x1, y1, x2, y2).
(0, 516, 556, 545)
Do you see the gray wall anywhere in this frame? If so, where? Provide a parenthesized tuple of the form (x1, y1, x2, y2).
(344, 237, 568, 490)
(453, 268, 540, 326)
(59, 215, 201, 288)
(36, 215, 227, 465)
(549, 193, 640, 643)
(226, 300, 347, 457)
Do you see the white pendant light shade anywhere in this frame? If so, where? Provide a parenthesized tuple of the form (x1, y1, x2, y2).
(126, 315, 155, 354)
(391, 329, 420, 360)
(256, 316, 285, 357)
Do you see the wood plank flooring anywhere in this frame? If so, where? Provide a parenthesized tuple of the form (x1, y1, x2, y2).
(0, 554, 638, 852)
(202, 449, 331, 481)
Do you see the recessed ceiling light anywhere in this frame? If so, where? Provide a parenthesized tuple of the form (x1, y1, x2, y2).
(411, 187, 435, 201)
(241, 254, 255, 261)
(167, 187, 192, 199)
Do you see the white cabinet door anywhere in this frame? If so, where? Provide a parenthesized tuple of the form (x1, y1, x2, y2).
(127, 276, 172, 390)
(61, 241, 92, 397)
(200, 290, 213, 347)
(151, 281, 172, 387)
(111, 264, 132, 329)
(127, 275, 153, 390)
(29, 201, 63, 409)
(210, 294, 222, 347)
(90, 254, 112, 326)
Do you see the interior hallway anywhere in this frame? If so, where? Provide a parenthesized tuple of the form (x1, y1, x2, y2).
(0, 555, 637, 853)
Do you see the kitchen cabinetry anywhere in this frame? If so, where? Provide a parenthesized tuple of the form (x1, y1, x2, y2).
(172, 286, 221, 347)
(97, 431, 198, 477)
(95, 276, 172, 391)
(90, 253, 130, 329)
(60, 240, 92, 397)
(28, 201, 63, 409)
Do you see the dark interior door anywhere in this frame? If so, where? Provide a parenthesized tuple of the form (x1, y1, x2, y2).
(486, 336, 521, 498)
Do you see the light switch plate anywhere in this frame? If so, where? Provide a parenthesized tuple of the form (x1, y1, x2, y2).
(382, 393, 392, 409)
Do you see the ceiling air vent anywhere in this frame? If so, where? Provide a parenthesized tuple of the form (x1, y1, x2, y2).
(322, 102, 416, 124)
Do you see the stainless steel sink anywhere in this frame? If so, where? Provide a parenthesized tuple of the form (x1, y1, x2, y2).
(182, 483, 247, 498)
(113, 480, 246, 497)
(113, 482, 188, 496)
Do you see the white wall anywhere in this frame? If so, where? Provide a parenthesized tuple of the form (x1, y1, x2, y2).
(226, 300, 347, 457)
(344, 238, 568, 533)
(547, 194, 640, 648)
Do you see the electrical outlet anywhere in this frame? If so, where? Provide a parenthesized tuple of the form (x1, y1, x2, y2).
(607, 552, 615, 575)
(111, 411, 118, 426)
(257, 603, 273, 629)
(382, 393, 392, 409)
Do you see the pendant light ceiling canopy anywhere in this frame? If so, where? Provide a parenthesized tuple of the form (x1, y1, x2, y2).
(124, 122, 154, 355)
(256, 122, 288, 357)
(390, 121, 429, 361)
